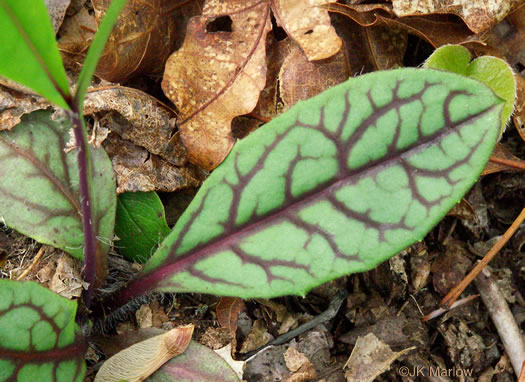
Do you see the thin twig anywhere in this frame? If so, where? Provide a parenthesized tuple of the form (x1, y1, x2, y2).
(489, 155, 525, 171)
(441, 208, 525, 308)
(474, 267, 525, 378)
(518, 360, 525, 382)
(422, 294, 479, 322)
(239, 289, 348, 361)
(16, 246, 45, 281)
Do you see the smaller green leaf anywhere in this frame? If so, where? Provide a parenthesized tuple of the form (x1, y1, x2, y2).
(75, 0, 127, 112)
(115, 192, 170, 263)
(0, 0, 70, 109)
(0, 110, 116, 260)
(425, 44, 516, 132)
(0, 280, 86, 382)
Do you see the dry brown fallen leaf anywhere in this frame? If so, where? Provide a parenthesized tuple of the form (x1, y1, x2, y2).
(84, 85, 186, 165)
(271, 0, 342, 61)
(103, 135, 202, 194)
(92, 0, 179, 82)
(162, 0, 272, 170)
(94, 325, 194, 382)
(483, 143, 525, 175)
(325, 3, 482, 49)
(391, 0, 522, 34)
(58, 7, 97, 72)
(216, 297, 247, 334)
(344, 333, 413, 382)
(514, 74, 525, 141)
(239, 319, 272, 354)
(283, 347, 317, 382)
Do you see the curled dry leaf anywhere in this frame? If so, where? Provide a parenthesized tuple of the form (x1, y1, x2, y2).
(271, 0, 342, 61)
(162, 0, 272, 170)
(91, 0, 178, 82)
(0, 85, 50, 130)
(513, 74, 525, 142)
(58, 7, 97, 72)
(84, 85, 185, 165)
(103, 135, 202, 193)
(325, 3, 480, 49)
(391, 0, 522, 34)
(217, 297, 247, 333)
(94, 324, 194, 382)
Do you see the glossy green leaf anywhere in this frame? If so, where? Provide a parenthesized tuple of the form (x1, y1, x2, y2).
(115, 192, 170, 263)
(0, 0, 70, 109)
(0, 110, 116, 260)
(75, 0, 127, 112)
(147, 342, 240, 382)
(0, 280, 86, 382)
(119, 68, 503, 301)
(425, 44, 515, 132)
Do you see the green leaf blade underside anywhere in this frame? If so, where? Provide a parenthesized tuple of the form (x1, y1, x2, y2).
(75, 0, 127, 112)
(0, 0, 70, 109)
(133, 69, 502, 299)
(0, 280, 86, 382)
(0, 110, 116, 260)
(115, 192, 170, 263)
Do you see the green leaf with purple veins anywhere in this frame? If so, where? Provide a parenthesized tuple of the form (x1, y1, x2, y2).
(0, 110, 116, 260)
(0, 280, 86, 382)
(118, 68, 504, 302)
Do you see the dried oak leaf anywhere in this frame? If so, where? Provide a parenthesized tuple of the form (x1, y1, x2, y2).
(271, 0, 342, 61)
(391, 0, 522, 34)
(103, 135, 202, 194)
(162, 0, 272, 170)
(83, 85, 186, 166)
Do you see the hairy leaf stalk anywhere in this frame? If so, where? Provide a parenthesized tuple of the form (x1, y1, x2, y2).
(68, 108, 102, 306)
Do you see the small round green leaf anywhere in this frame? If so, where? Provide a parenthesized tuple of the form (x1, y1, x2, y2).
(115, 192, 170, 263)
(0, 280, 85, 382)
(425, 44, 516, 132)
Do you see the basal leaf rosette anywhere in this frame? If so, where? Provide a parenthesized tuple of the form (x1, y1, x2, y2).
(117, 68, 504, 302)
(0, 280, 86, 382)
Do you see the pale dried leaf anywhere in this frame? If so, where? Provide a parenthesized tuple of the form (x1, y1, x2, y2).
(272, 0, 342, 60)
(84, 85, 186, 165)
(49, 254, 88, 299)
(391, 0, 522, 34)
(95, 325, 194, 382)
(45, 0, 71, 32)
(215, 344, 245, 380)
(162, 0, 272, 170)
(0, 85, 50, 131)
(239, 319, 272, 354)
(136, 304, 153, 329)
(284, 347, 310, 372)
(344, 333, 413, 382)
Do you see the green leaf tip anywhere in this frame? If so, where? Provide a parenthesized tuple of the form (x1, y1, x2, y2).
(0, 110, 116, 260)
(116, 68, 503, 303)
(0, 280, 86, 382)
(425, 44, 516, 133)
(0, 0, 71, 109)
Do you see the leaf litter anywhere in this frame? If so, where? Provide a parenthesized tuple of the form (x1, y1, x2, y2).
(1, 0, 525, 381)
